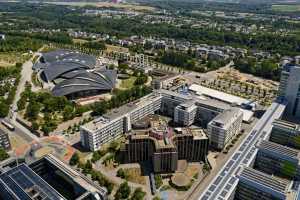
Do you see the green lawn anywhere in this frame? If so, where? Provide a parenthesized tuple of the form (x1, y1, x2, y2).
(119, 76, 137, 89)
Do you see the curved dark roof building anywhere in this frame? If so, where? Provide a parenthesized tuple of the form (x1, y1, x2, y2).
(41, 49, 96, 68)
(38, 49, 116, 99)
(52, 70, 117, 98)
(41, 61, 93, 82)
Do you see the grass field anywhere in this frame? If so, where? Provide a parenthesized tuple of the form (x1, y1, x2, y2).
(0, 52, 31, 67)
(45, 2, 155, 11)
(272, 4, 300, 12)
(119, 76, 137, 89)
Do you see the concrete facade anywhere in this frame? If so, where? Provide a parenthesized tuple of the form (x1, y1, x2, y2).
(81, 89, 228, 151)
(120, 128, 208, 173)
(207, 108, 243, 150)
(278, 64, 300, 118)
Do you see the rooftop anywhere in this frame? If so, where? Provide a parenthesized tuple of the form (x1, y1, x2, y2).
(174, 128, 208, 140)
(238, 167, 291, 198)
(0, 163, 66, 200)
(272, 119, 300, 131)
(257, 140, 300, 162)
(209, 108, 243, 129)
(83, 92, 161, 131)
(189, 84, 248, 106)
(160, 89, 230, 111)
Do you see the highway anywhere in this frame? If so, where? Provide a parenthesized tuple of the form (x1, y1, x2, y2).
(197, 100, 287, 200)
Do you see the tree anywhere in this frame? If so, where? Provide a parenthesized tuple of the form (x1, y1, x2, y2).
(91, 150, 103, 163)
(115, 181, 131, 200)
(25, 102, 40, 121)
(0, 101, 9, 118)
(31, 121, 39, 131)
(63, 105, 74, 121)
(0, 148, 9, 161)
(85, 160, 93, 170)
(131, 187, 146, 200)
(69, 152, 80, 166)
(116, 168, 128, 179)
(154, 175, 163, 189)
(153, 197, 162, 200)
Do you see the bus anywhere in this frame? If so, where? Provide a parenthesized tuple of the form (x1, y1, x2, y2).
(1, 120, 15, 131)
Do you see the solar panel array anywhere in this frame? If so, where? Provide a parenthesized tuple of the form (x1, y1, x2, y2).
(0, 164, 65, 200)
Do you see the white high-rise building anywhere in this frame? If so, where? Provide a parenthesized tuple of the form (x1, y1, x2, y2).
(278, 64, 300, 118)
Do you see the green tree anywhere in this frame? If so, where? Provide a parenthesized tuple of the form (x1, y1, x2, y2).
(131, 187, 146, 200)
(117, 168, 128, 179)
(153, 196, 162, 200)
(63, 105, 74, 121)
(115, 181, 131, 200)
(0, 148, 9, 161)
(69, 152, 80, 166)
(25, 102, 40, 121)
(0, 101, 9, 118)
(154, 175, 163, 189)
(31, 121, 39, 131)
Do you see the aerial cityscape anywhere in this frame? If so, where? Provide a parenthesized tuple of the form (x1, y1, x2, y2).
(0, 0, 300, 199)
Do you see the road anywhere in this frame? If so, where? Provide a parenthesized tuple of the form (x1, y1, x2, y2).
(195, 100, 286, 200)
(7, 52, 42, 142)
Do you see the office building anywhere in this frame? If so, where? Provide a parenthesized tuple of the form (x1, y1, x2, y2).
(270, 119, 300, 149)
(80, 93, 162, 151)
(174, 101, 197, 126)
(0, 129, 11, 150)
(255, 140, 300, 180)
(278, 64, 300, 118)
(0, 154, 107, 200)
(207, 108, 243, 150)
(235, 167, 292, 200)
(81, 89, 230, 151)
(120, 126, 208, 173)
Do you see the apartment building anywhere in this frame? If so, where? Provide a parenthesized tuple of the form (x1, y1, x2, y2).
(207, 108, 243, 150)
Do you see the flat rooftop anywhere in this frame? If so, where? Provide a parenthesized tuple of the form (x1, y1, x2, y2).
(273, 119, 300, 131)
(160, 89, 230, 110)
(257, 140, 300, 161)
(175, 128, 208, 140)
(209, 108, 243, 129)
(0, 163, 66, 200)
(239, 167, 291, 197)
(189, 84, 248, 106)
(83, 92, 161, 131)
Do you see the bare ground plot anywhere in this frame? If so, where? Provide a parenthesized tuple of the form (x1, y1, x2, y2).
(105, 44, 129, 53)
